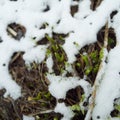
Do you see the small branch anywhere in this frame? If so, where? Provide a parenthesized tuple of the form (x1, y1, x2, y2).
(7, 27, 17, 37)
(8, 97, 22, 120)
(104, 22, 109, 48)
(96, 0, 103, 8)
(90, 0, 103, 10)
(27, 109, 54, 116)
(10, 52, 21, 64)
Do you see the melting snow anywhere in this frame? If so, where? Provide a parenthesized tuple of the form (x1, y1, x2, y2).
(0, 0, 120, 119)
(47, 74, 91, 99)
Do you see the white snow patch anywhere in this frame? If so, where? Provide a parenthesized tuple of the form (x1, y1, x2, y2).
(46, 55, 53, 73)
(47, 74, 91, 99)
(23, 45, 47, 64)
(75, 0, 92, 19)
(54, 103, 74, 120)
(23, 115, 35, 120)
(93, 42, 120, 119)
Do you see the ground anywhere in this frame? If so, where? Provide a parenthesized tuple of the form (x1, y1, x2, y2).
(0, 0, 120, 120)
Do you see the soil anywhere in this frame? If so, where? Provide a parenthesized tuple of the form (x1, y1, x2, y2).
(0, 0, 119, 120)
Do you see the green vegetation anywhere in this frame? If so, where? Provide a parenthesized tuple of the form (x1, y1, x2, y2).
(71, 104, 81, 111)
(115, 104, 120, 112)
(46, 34, 67, 75)
(115, 104, 120, 117)
(108, 37, 114, 46)
(31, 91, 52, 101)
(53, 117, 59, 120)
(70, 94, 85, 116)
(76, 48, 104, 77)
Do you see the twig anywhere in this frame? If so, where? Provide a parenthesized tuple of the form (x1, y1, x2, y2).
(38, 62, 48, 88)
(27, 109, 54, 116)
(90, 0, 103, 10)
(96, 0, 103, 8)
(10, 52, 21, 64)
(85, 22, 108, 120)
(8, 97, 22, 120)
(7, 27, 17, 37)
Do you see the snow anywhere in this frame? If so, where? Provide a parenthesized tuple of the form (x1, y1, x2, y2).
(92, 10, 120, 120)
(75, 0, 92, 19)
(0, 0, 120, 119)
(47, 74, 91, 99)
(92, 52, 120, 119)
(23, 45, 47, 64)
(23, 115, 35, 120)
(54, 103, 74, 120)
(46, 55, 53, 73)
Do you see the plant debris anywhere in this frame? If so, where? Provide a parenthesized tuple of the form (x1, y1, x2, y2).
(7, 23, 26, 40)
(9, 52, 58, 118)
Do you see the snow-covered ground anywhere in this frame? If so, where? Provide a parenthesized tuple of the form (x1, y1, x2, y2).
(0, 0, 120, 120)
